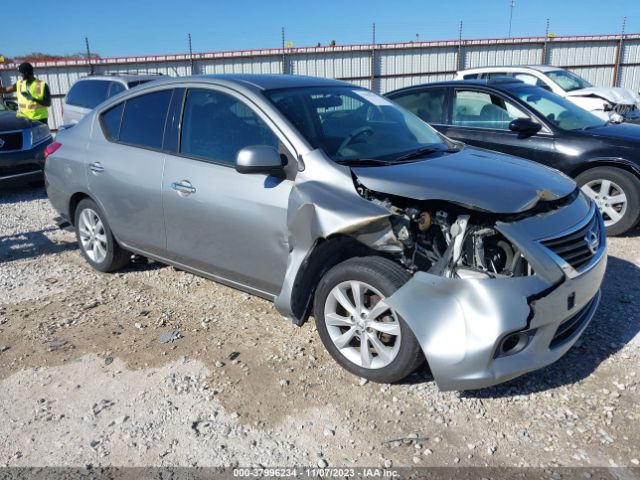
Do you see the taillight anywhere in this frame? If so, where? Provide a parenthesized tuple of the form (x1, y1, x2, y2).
(44, 142, 62, 160)
(61, 104, 64, 117)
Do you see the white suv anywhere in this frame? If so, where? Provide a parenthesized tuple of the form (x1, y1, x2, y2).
(62, 74, 160, 125)
(455, 65, 640, 124)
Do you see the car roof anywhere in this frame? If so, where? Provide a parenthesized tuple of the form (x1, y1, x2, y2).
(458, 65, 563, 74)
(195, 74, 354, 90)
(83, 74, 354, 93)
(387, 78, 535, 96)
(78, 74, 162, 83)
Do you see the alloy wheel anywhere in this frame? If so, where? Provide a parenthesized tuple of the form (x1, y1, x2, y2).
(581, 179, 628, 227)
(323, 280, 402, 369)
(78, 208, 108, 264)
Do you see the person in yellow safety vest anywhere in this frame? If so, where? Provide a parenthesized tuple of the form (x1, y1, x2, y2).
(0, 62, 51, 125)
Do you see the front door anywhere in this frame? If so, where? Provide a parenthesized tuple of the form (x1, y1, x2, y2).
(443, 88, 557, 167)
(162, 87, 293, 296)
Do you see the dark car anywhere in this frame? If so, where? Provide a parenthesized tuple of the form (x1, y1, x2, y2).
(0, 99, 52, 187)
(387, 79, 640, 235)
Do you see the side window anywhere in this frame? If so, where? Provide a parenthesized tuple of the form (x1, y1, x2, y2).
(108, 81, 126, 98)
(180, 89, 279, 165)
(66, 80, 111, 109)
(452, 90, 529, 129)
(462, 74, 479, 80)
(482, 72, 510, 80)
(119, 90, 173, 149)
(101, 103, 124, 140)
(392, 88, 447, 124)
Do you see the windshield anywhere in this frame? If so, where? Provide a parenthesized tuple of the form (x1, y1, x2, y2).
(265, 86, 452, 163)
(546, 70, 592, 92)
(513, 87, 607, 130)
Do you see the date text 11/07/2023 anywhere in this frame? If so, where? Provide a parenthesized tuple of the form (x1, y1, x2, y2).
(232, 468, 400, 478)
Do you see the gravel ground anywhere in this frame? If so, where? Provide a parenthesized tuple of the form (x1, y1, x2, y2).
(0, 186, 639, 469)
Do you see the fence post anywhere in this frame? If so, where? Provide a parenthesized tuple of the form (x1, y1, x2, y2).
(370, 23, 377, 92)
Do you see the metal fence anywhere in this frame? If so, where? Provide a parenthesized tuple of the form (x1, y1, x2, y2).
(2, 33, 640, 131)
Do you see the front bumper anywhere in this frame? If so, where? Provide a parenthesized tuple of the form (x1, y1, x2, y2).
(0, 138, 50, 187)
(385, 200, 607, 391)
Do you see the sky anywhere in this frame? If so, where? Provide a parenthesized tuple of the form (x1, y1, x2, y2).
(1, 0, 639, 59)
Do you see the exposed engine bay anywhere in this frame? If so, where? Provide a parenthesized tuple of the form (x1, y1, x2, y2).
(356, 183, 534, 279)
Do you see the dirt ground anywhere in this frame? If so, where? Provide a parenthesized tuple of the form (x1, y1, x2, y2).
(0, 186, 639, 469)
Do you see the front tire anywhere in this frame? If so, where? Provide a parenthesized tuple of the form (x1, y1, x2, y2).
(74, 198, 130, 272)
(314, 256, 424, 383)
(577, 167, 640, 236)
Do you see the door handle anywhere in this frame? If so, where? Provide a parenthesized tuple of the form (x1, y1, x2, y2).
(89, 162, 104, 174)
(171, 180, 196, 196)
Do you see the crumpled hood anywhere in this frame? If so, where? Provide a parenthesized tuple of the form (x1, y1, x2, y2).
(566, 87, 640, 105)
(0, 111, 32, 131)
(352, 147, 576, 214)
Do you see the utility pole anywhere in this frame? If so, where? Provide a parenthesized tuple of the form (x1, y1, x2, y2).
(541, 18, 550, 64)
(281, 27, 286, 75)
(508, 0, 515, 38)
(370, 23, 376, 92)
(613, 16, 627, 87)
(85, 37, 94, 75)
(188, 33, 194, 75)
(457, 21, 464, 71)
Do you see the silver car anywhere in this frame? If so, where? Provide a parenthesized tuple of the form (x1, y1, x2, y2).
(45, 75, 607, 390)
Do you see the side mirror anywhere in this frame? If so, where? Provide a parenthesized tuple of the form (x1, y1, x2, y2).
(509, 118, 542, 136)
(235, 145, 285, 175)
(5, 100, 18, 111)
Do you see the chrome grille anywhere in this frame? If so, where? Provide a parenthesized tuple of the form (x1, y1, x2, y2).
(541, 210, 601, 272)
(612, 103, 637, 115)
(0, 131, 23, 152)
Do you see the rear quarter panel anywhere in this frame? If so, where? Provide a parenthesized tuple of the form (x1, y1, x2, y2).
(45, 117, 92, 221)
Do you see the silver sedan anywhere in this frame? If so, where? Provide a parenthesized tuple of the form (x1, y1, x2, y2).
(45, 75, 607, 390)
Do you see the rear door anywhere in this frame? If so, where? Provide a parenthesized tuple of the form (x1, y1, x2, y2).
(162, 87, 293, 295)
(87, 88, 174, 256)
(443, 87, 557, 165)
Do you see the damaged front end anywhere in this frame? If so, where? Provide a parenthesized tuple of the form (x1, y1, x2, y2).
(356, 181, 606, 390)
(276, 148, 607, 391)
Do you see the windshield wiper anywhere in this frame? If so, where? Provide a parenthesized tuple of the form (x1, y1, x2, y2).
(335, 158, 394, 167)
(394, 146, 454, 162)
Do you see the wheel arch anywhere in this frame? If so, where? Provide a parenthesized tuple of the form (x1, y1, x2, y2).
(288, 234, 399, 326)
(68, 191, 92, 226)
(570, 157, 640, 180)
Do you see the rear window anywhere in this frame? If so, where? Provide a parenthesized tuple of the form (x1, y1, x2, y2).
(119, 90, 173, 150)
(127, 80, 154, 88)
(66, 80, 111, 109)
(108, 81, 126, 98)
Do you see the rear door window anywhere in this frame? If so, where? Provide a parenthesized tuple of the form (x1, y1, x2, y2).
(66, 80, 111, 109)
(452, 89, 529, 130)
(101, 103, 124, 140)
(179, 89, 279, 165)
(391, 88, 447, 124)
(119, 90, 173, 150)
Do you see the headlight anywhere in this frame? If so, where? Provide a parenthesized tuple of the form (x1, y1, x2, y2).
(30, 123, 51, 145)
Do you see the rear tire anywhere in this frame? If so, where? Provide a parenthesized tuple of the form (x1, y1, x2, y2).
(74, 198, 130, 272)
(577, 167, 640, 236)
(314, 256, 424, 383)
